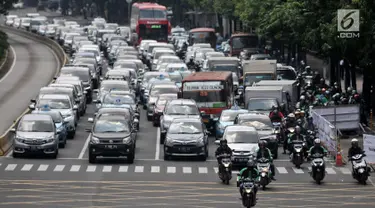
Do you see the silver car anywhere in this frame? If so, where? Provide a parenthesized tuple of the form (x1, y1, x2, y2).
(11, 114, 59, 158)
(146, 83, 179, 121)
(49, 83, 87, 116)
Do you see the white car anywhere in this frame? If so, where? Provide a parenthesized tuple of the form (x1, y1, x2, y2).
(13, 2, 24, 9)
(5, 15, 18, 26)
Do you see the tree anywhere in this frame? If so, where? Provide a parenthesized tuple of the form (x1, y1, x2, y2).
(0, 0, 18, 15)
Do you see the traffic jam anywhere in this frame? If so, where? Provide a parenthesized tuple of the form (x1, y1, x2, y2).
(4, 2, 371, 207)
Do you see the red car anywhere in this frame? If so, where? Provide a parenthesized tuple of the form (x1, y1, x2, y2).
(152, 93, 178, 126)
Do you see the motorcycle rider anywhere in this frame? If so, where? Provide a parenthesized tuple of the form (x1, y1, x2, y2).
(288, 125, 305, 155)
(279, 103, 288, 116)
(348, 138, 371, 176)
(283, 113, 296, 154)
(237, 159, 259, 201)
(296, 95, 308, 110)
(256, 141, 276, 180)
(215, 139, 233, 174)
(308, 139, 327, 156)
(269, 108, 284, 123)
(302, 66, 313, 76)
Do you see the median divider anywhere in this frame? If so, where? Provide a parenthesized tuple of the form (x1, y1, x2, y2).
(0, 25, 68, 156)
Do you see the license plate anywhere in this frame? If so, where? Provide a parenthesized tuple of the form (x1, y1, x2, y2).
(30, 146, 37, 150)
(105, 145, 118, 149)
(237, 158, 248, 162)
(179, 147, 189, 152)
(202, 118, 209, 123)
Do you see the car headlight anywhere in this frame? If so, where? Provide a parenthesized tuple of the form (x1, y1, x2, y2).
(196, 137, 204, 146)
(164, 137, 173, 146)
(16, 137, 25, 143)
(122, 137, 131, 144)
(163, 121, 171, 129)
(47, 137, 55, 143)
(91, 137, 100, 144)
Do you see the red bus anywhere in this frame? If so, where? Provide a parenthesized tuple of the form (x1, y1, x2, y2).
(130, 2, 171, 45)
(181, 72, 234, 130)
(188, 28, 216, 48)
(229, 33, 260, 57)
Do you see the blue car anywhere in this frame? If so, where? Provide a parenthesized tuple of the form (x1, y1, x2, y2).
(31, 108, 68, 148)
(214, 108, 249, 139)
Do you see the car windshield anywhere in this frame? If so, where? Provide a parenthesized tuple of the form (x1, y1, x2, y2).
(38, 99, 71, 109)
(239, 120, 273, 130)
(166, 105, 199, 115)
(212, 65, 238, 73)
(61, 70, 89, 82)
(18, 120, 54, 132)
(231, 36, 258, 49)
(140, 9, 167, 19)
(220, 111, 246, 122)
(248, 99, 277, 111)
(103, 95, 134, 104)
(168, 73, 182, 83)
(93, 119, 129, 133)
(244, 73, 273, 86)
(151, 86, 178, 96)
(225, 130, 258, 143)
(168, 121, 203, 134)
(101, 83, 129, 91)
(277, 70, 296, 80)
(81, 50, 99, 56)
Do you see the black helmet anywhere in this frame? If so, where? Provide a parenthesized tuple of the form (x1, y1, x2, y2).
(258, 140, 266, 149)
(247, 159, 256, 168)
(295, 125, 302, 134)
(220, 138, 228, 146)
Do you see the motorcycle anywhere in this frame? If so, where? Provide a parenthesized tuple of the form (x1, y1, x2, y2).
(310, 153, 326, 184)
(350, 152, 369, 185)
(272, 122, 282, 143)
(237, 177, 257, 207)
(290, 140, 305, 168)
(257, 157, 271, 190)
(217, 154, 232, 184)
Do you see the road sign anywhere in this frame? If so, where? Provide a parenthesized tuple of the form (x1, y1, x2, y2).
(126, 0, 132, 4)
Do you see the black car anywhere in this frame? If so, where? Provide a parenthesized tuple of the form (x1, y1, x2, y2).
(89, 107, 139, 130)
(164, 118, 209, 161)
(86, 114, 137, 163)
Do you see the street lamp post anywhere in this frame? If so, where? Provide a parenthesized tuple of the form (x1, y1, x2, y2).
(126, 0, 132, 25)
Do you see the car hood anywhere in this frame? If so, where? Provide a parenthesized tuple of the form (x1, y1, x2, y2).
(93, 132, 130, 139)
(17, 132, 54, 139)
(228, 143, 258, 152)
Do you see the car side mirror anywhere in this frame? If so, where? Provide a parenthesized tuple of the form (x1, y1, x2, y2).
(88, 118, 94, 123)
(85, 128, 91, 132)
(30, 99, 36, 103)
(214, 140, 220, 145)
(28, 104, 35, 110)
(10, 128, 16, 133)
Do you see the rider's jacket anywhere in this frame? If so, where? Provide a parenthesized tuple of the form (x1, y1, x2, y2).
(348, 146, 363, 158)
(256, 148, 273, 162)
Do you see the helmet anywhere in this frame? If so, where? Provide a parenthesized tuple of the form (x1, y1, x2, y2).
(280, 103, 286, 109)
(247, 159, 256, 168)
(300, 111, 305, 117)
(347, 87, 352, 92)
(351, 138, 358, 147)
(295, 125, 301, 134)
(300, 95, 306, 101)
(320, 78, 325, 83)
(314, 138, 321, 147)
(258, 140, 266, 149)
(220, 138, 228, 146)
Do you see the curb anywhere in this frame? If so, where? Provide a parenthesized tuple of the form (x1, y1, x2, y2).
(0, 48, 9, 71)
(0, 25, 68, 156)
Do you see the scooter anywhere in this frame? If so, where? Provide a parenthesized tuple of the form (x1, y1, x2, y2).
(217, 154, 232, 185)
(350, 152, 370, 185)
(309, 153, 326, 184)
(290, 140, 305, 168)
(237, 177, 257, 208)
(257, 157, 271, 190)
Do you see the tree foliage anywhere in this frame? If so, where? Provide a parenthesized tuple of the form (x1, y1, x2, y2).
(0, 0, 18, 15)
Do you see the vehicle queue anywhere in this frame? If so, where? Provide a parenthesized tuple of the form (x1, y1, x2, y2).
(4, 11, 371, 208)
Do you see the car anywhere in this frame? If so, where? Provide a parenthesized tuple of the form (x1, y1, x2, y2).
(152, 93, 178, 126)
(11, 114, 59, 158)
(140, 73, 171, 106)
(94, 80, 130, 102)
(32, 108, 68, 148)
(168, 71, 183, 88)
(94, 92, 138, 113)
(48, 83, 86, 115)
(234, 113, 279, 158)
(160, 99, 201, 143)
(146, 83, 179, 121)
(214, 108, 249, 139)
(215, 125, 259, 166)
(86, 114, 137, 163)
(164, 118, 209, 160)
(89, 107, 139, 130)
(60, 66, 93, 102)
(29, 94, 78, 138)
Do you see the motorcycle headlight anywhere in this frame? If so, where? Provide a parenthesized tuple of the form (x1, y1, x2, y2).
(261, 172, 266, 177)
(245, 189, 252, 193)
(91, 137, 100, 144)
(122, 137, 131, 144)
(262, 167, 269, 172)
(358, 168, 364, 173)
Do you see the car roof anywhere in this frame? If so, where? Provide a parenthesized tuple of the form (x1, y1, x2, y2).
(22, 114, 53, 121)
(39, 94, 70, 99)
(32, 110, 62, 117)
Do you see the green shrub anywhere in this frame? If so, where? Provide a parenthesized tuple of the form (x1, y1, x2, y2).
(0, 31, 9, 59)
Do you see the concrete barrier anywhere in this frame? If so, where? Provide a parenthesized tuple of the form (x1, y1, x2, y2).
(0, 26, 68, 156)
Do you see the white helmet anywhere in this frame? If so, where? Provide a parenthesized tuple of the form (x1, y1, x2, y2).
(314, 138, 321, 144)
(351, 138, 358, 143)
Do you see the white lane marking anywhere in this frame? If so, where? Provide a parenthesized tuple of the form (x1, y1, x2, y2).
(134, 166, 144, 173)
(86, 166, 96, 172)
(292, 167, 304, 174)
(21, 164, 33, 171)
(118, 166, 128, 172)
(70, 165, 80, 172)
(5, 164, 17, 171)
(37, 164, 48, 171)
(198, 167, 208, 174)
(340, 168, 351, 174)
(276, 167, 288, 174)
(5, 150, 13, 158)
(151, 166, 160, 173)
(0, 46, 17, 83)
(326, 167, 336, 174)
(167, 166, 176, 173)
(103, 166, 112, 172)
(183, 167, 192, 174)
(155, 127, 160, 160)
(78, 133, 91, 159)
(213, 167, 218, 173)
(53, 165, 65, 172)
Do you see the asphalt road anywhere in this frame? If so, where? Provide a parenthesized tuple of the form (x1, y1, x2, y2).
(0, 8, 374, 207)
(0, 29, 59, 135)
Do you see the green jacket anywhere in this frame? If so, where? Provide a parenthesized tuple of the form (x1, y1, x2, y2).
(237, 167, 260, 182)
(256, 148, 273, 162)
(308, 146, 327, 156)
